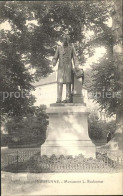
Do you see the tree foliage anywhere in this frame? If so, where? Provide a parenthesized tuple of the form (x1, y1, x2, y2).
(90, 56, 121, 115)
(88, 112, 116, 145)
(6, 105, 49, 147)
(87, 0, 122, 116)
(0, 1, 114, 117)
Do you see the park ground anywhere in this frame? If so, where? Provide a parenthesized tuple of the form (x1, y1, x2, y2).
(1, 147, 123, 195)
(1, 171, 122, 195)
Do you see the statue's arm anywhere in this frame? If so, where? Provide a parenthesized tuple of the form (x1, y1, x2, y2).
(52, 46, 59, 66)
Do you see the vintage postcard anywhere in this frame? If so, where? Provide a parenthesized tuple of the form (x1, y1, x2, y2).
(1, 0, 123, 195)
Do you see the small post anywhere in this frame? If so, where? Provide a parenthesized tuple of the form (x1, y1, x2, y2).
(8, 154, 10, 166)
(17, 151, 19, 172)
(107, 157, 109, 166)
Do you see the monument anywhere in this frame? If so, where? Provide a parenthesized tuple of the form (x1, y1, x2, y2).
(41, 34, 96, 158)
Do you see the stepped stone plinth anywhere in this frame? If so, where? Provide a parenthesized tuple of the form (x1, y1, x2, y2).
(41, 103, 96, 158)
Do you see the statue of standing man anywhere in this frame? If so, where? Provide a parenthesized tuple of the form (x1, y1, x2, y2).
(52, 34, 79, 103)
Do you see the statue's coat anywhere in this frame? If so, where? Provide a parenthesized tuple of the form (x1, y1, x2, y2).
(53, 45, 78, 84)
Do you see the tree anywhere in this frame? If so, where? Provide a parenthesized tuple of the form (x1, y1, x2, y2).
(0, 1, 53, 117)
(89, 0, 123, 151)
(88, 112, 103, 142)
(1, 134, 8, 147)
(1, 1, 119, 148)
(106, 0, 123, 152)
(83, 68, 94, 90)
(6, 105, 49, 147)
(88, 112, 116, 146)
(1, 1, 113, 117)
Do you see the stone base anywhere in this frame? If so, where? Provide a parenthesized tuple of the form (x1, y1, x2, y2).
(41, 103, 96, 158)
(41, 141, 95, 158)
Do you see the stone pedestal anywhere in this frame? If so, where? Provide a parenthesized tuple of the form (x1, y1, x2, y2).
(41, 103, 96, 158)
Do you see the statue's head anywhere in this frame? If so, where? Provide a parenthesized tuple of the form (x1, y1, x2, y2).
(62, 34, 70, 46)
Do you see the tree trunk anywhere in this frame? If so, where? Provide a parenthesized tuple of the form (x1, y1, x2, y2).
(107, 0, 123, 152)
(98, 1, 123, 156)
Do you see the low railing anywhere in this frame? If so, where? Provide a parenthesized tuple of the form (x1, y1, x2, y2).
(1, 149, 122, 173)
(1, 149, 40, 170)
(36, 153, 122, 172)
(96, 148, 123, 165)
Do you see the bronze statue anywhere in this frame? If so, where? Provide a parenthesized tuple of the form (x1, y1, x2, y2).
(52, 34, 79, 103)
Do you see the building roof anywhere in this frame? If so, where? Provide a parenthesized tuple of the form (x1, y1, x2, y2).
(33, 72, 57, 87)
(33, 72, 87, 90)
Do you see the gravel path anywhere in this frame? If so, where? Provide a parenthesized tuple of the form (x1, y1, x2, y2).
(1, 171, 122, 195)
